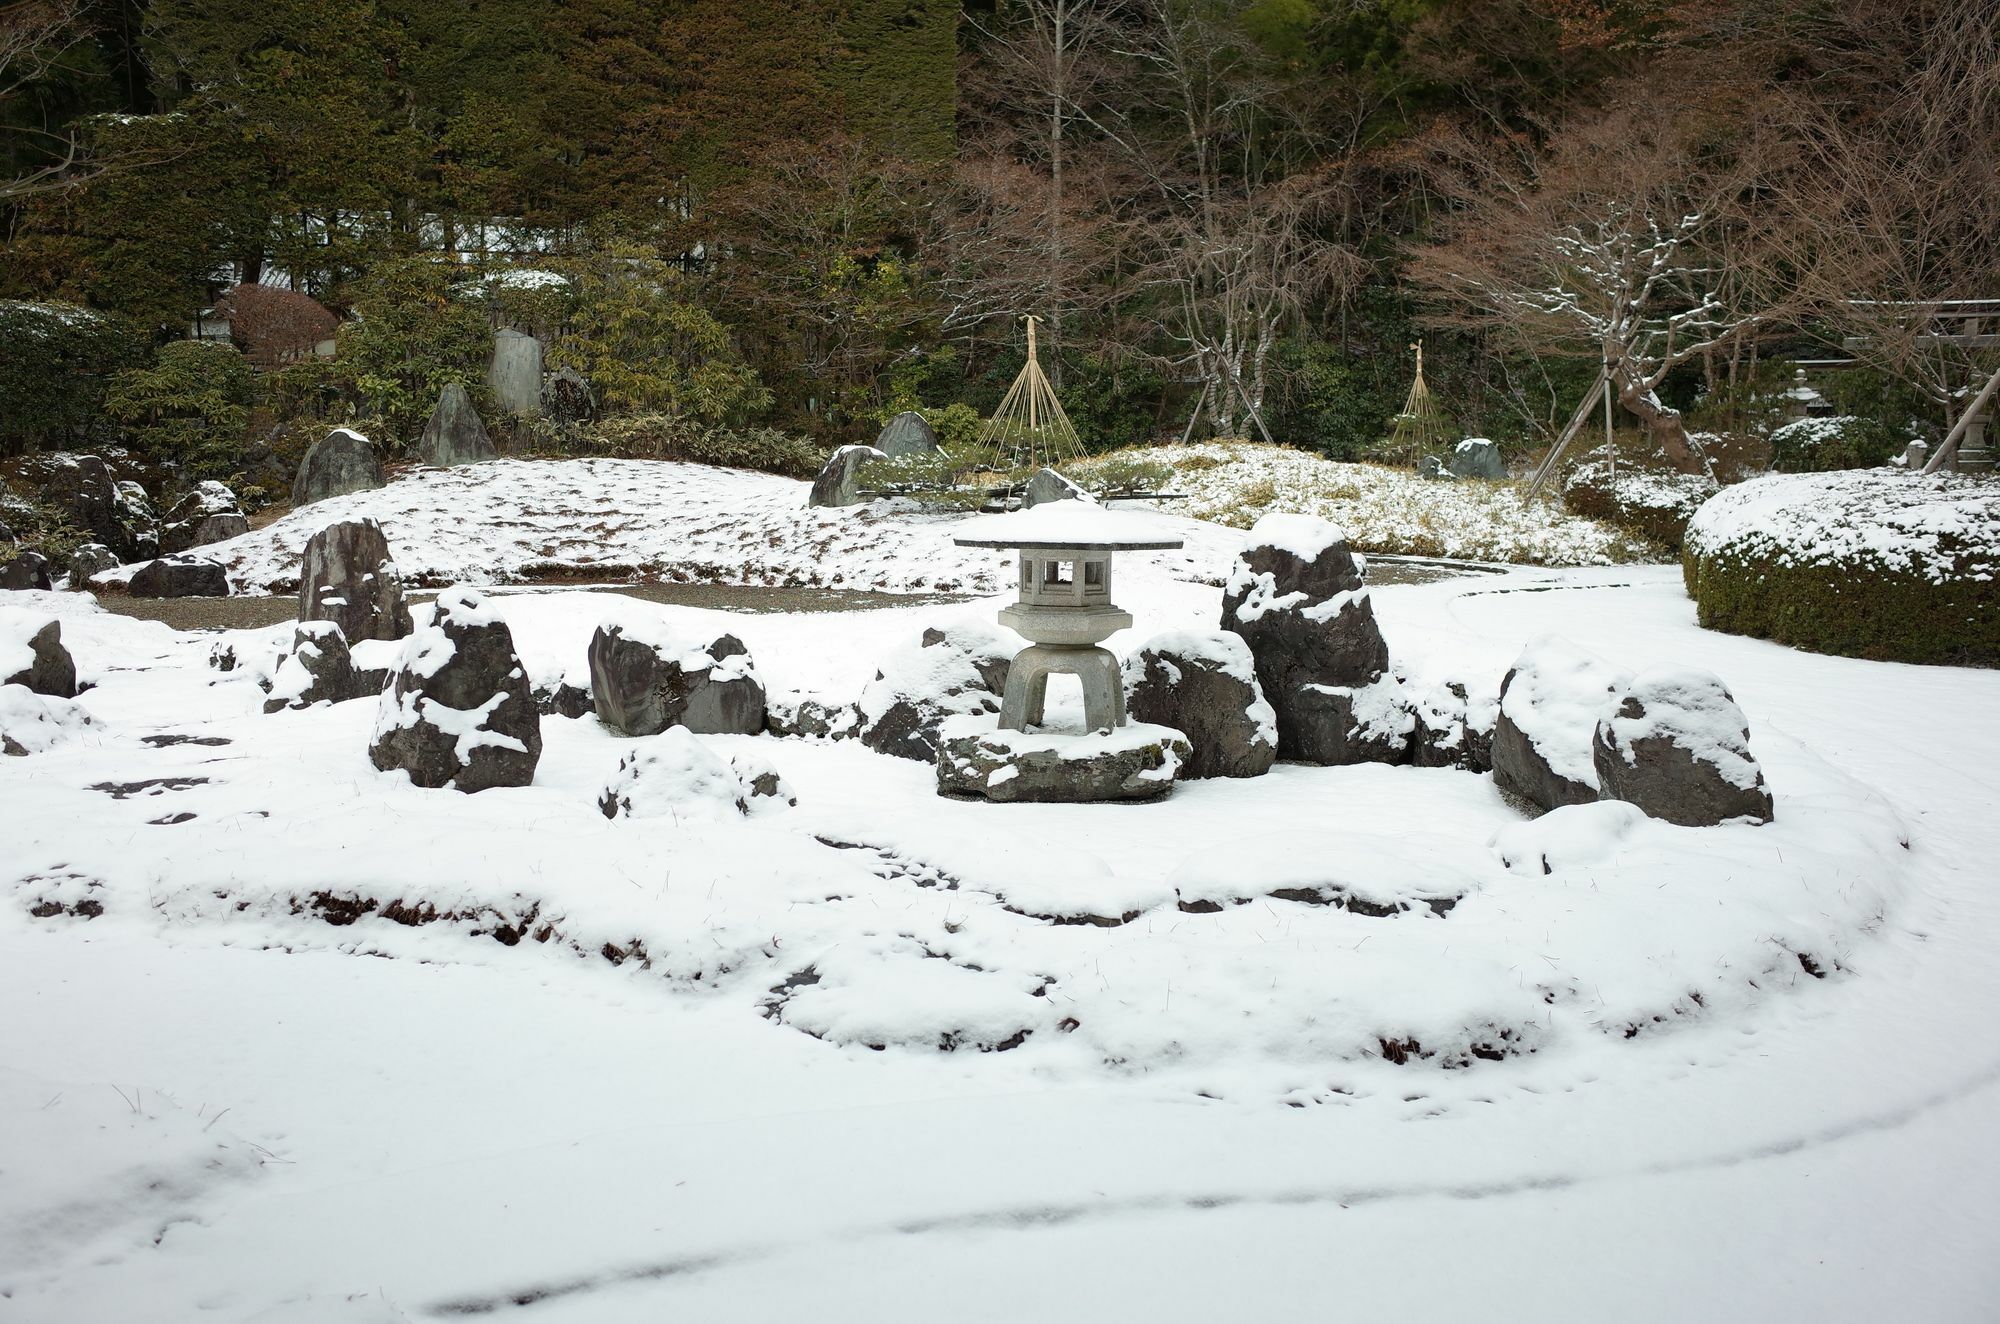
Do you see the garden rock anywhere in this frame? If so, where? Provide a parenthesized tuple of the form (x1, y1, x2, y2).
(1220, 513, 1391, 762)
(417, 382, 498, 467)
(936, 717, 1191, 803)
(263, 621, 365, 712)
(159, 481, 249, 554)
(598, 726, 782, 821)
(1, 684, 94, 757)
(533, 679, 594, 719)
(298, 517, 412, 643)
(41, 455, 156, 558)
(1449, 438, 1507, 480)
(1418, 455, 1453, 481)
(1, 617, 76, 698)
(1023, 467, 1087, 508)
(858, 624, 1012, 761)
(1492, 636, 1630, 813)
(766, 696, 859, 740)
(1411, 678, 1498, 772)
(130, 554, 231, 598)
(370, 587, 541, 792)
(1592, 668, 1774, 826)
(1289, 675, 1415, 766)
(588, 614, 766, 737)
(1123, 630, 1275, 778)
(68, 544, 117, 588)
(2, 551, 52, 591)
(293, 427, 386, 507)
(875, 411, 941, 459)
(808, 444, 886, 509)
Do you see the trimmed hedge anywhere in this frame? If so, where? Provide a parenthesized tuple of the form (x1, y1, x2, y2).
(1563, 455, 1718, 553)
(1683, 471, 2000, 665)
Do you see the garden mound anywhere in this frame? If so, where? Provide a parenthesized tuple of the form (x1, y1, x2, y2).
(1683, 470, 2000, 665)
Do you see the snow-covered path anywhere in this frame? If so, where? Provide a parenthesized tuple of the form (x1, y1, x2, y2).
(4, 560, 1998, 1320)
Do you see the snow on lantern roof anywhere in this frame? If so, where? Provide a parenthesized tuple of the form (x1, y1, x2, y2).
(951, 500, 1186, 551)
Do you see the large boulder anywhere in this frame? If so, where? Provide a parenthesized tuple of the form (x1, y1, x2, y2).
(67, 543, 118, 589)
(2, 551, 51, 591)
(263, 621, 368, 712)
(369, 587, 541, 792)
(1219, 513, 1391, 763)
(807, 444, 886, 509)
(1592, 668, 1774, 826)
(936, 716, 1191, 803)
(129, 554, 231, 598)
(1491, 636, 1630, 813)
(298, 517, 412, 642)
(1123, 631, 1275, 778)
(857, 621, 1015, 761)
(599, 727, 795, 821)
(1023, 467, 1086, 508)
(293, 427, 386, 508)
(40, 455, 156, 559)
(0, 616, 76, 698)
(588, 614, 766, 737)
(1449, 438, 1507, 480)
(159, 481, 249, 554)
(1289, 675, 1416, 766)
(416, 382, 498, 467)
(874, 410, 941, 459)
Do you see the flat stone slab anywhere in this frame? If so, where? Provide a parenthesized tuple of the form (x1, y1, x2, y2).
(935, 715, 1190, 803)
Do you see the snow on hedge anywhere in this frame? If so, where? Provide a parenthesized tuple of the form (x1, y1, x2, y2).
(1686, 470, 2000, 582)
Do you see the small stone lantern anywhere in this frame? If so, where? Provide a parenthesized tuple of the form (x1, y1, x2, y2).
(953, 503, 1183, 733)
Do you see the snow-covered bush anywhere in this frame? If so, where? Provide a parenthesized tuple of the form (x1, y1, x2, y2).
(1768, 415, 1901, 473)
(1562, 453, 1719, 552)
(1684, 470, 2000, 664)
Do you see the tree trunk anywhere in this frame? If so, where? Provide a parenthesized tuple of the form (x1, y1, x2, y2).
(1615, 375, 1695, 467)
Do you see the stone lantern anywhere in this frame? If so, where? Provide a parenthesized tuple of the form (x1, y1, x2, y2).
(952, 502, 1183, 734)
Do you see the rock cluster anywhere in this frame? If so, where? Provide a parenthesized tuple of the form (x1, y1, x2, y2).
(129, 554, 231, 598)
(293, 428, 386, 508)
(369, 588, 541, 792)
(589, 615, 766, 737)
(159, 481, 249, 554)
(1220, 513, 1393, 765)
(1491, 636, 1629, 812)
(298, 518, 412, 643)
(37, 454, 158, 559)
(1123, 631, 1275, 779)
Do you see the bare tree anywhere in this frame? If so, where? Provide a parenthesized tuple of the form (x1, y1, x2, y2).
(1410, 87, 1797, 464)
(0, 0, 93, 202)
(1774, 0, 2000, 418)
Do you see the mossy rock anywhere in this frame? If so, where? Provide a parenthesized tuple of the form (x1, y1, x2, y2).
(1683, 471, 2000, 665)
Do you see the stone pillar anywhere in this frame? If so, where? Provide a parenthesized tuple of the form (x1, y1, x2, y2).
(1955, 407, 1992, 474)
(487, 328, 544, 417)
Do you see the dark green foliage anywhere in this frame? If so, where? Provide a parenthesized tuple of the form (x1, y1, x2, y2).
(103, 340, 256, 474)
(1056, 356, 1167, 452)
(829, 0, 957, 163)
(0, 300, 139, 452)
(1685, 541, 1999, 666)
(1768, 415, 1902, 473)
(580, 413, 825, 477)
(334, 258, 493, 450)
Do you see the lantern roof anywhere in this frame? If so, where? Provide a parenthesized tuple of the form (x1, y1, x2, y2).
(951, 500, 1185, 551)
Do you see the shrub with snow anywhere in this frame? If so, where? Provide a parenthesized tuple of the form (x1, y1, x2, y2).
(598, 726, 792, 820)
(1562, 453, 1719, 552)
(1767, 415, 1900, 473)
(1683, 469, 2000, 664)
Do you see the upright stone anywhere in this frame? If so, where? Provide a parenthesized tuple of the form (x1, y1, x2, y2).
(416, 382, 498, 467)
(588, 615, 766, 736)
(808, 445, 886, 509)
(1449, 438, 1507, 480)
(298, 518, 412, 643)
(369, 587, 541, 792)
(67, 544, 118, 589)
(875, 410, 941, 459)
(1123, 631, 1276, 779)
(1, 619, 76, 698)
(1023, 467, 1086, 508)
(487, 328, 544, 416)
(1491, 636, 1630, 813)
(293, 428, 386, 508)
(1220, 513, 1391, 763)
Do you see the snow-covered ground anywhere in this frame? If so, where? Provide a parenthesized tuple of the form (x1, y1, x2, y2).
(6, 481, 2000, 1320)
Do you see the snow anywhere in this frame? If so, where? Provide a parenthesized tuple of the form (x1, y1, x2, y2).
(0, 683, 95, 755)
(1499, 635, 1632, 789)
(1686, 469, 2000, 583)
(600, 727, 759, 822)
(952, 498, 1186, 549)
(1240, 510, 1349, 562)
(597, 608, 758, 683)
(0, 607, 48, 682)
(3, 465, 2000, 1320)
